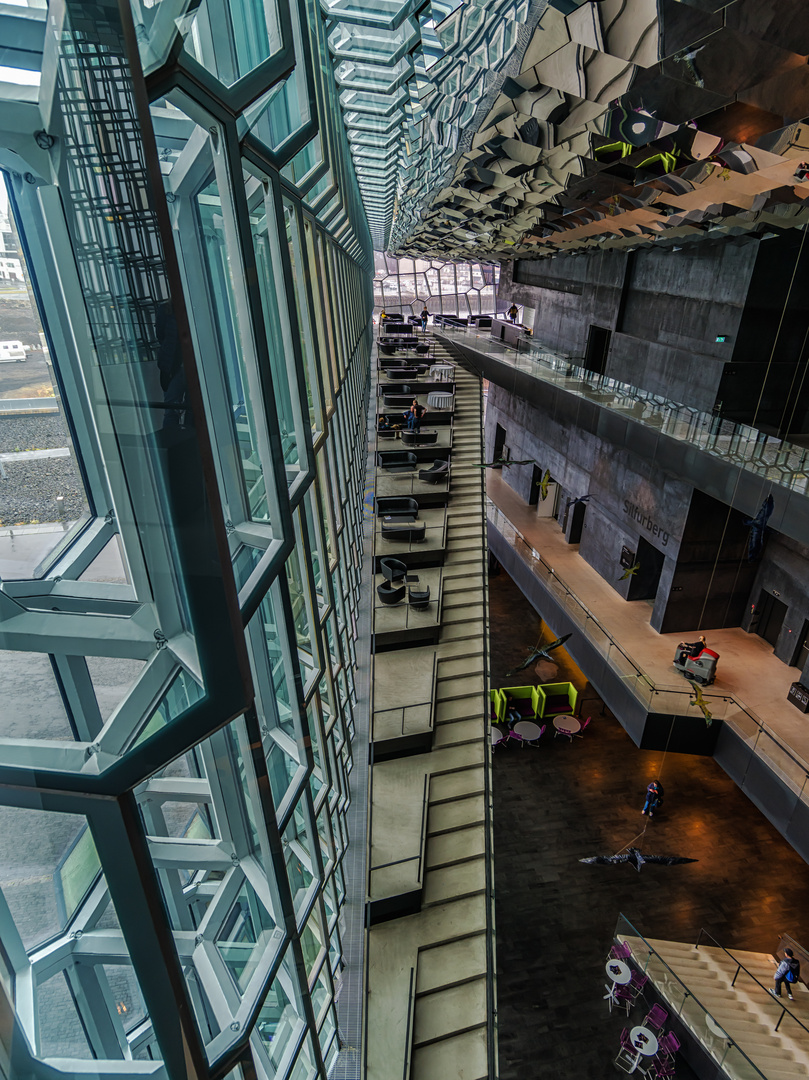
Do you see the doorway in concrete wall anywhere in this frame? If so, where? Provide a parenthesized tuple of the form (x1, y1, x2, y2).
(493, 423, 506, 463)
(584, 324, 611, 375)
(528, 465, 543, 506)
(753, 591, 788, 649)
(627, 536, 665, 602)
(792, 619, 809, 670)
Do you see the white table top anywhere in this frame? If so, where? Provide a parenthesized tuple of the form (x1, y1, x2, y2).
(630, 1027, 658, 1056)
(705, 1014, 728, 1039)
(606, 959, 631, 985)
(513, 720, 541, 741)
(553, 715, 581, 734)
(427, 391, 454, 408)
(490, 728, 505, 746)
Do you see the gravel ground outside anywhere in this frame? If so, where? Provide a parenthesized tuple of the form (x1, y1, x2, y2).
(0, 413, 88, 526)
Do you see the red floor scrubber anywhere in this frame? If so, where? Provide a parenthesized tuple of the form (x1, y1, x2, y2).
(673, 639, 719, 685)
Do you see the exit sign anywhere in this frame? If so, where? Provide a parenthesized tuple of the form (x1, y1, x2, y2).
(715, 335, 729, 343)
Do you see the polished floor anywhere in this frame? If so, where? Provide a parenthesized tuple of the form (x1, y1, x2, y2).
(490, 569, 809, 1080)
(487, 471, 809, 767)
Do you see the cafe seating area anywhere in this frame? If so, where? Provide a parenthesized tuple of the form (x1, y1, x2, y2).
(489, 682, 586, 749)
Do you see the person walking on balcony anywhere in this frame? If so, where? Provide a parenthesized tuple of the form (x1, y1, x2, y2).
(771, 949, 800, 1001)
(507, 303, 519, 323)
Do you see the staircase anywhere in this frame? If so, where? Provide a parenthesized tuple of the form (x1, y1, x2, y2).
(621, 935, 809, 1079)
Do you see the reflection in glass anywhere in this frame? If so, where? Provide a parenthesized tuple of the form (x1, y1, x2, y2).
(197, 179, 272, 522)
(255, 948, 305, 1073)
(283, 798, 315, 914)
(216, 881, 277, 993)
(245, 169, 302, 482)
(181, 0, 283, 86)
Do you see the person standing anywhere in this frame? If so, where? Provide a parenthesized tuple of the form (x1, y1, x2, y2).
(641, 780, 664, 817)
(507, 303, 519, 324)
(404, 399, 426, 432)
(420, 306, 429, 332)
(771, 949, 800, 1001)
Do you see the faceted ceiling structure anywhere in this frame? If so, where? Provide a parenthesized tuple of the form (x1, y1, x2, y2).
(329, 0, 809, 260)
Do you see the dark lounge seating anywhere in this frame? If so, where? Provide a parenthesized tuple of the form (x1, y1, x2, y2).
(379, 357, 409, 370)
(377, 582, 405, 605)
(408, 586, 430, 610)
(376, 497, 419, 520)
(377, 427, 396, 440)
(385, 368, 423, 381)
(379, 557, 418, 584)
(381, 522, 427, 543)
(418, 459, 450, 484)
(384, 394, 416, 408)
(377, 451, 417, 472)
(401, 430, 438, 446)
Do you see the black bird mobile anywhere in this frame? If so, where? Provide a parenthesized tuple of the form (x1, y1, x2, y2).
(567, 494, 592, 508)
(505, 632, 572, 677)
(473, 458, 539, 469)
(745, 494, 773, 561)
(580, 848, 697, 873)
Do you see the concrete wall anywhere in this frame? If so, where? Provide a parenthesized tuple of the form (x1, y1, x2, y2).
(500, 236, 759, 414)
(741, 532, 809, 680)
(485, 382, 693, 631)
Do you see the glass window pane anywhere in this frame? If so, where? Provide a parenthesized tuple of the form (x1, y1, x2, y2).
(216, 881, 277, 993)
(181, 0, 283, 86)
(283, 198, 321, 434)
(244, 169, 302, 483)
(255, 948, 306, 1071)
(197, 179, 272, 522)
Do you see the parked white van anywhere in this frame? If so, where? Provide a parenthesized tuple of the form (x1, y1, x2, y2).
(0, 340, 26, 362)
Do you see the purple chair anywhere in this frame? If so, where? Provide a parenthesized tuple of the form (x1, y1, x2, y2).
(643, 1004, 668, 1033)
(615, 1027, 638, 1073)
(614, 984, 633, 1015)
(627, 970, 649, 1004)
(579, 716, 591, 734)
(658, 1031, 680, 1060)
(610, 941, 633, 962)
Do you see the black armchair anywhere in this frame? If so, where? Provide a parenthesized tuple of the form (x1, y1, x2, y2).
(381, 522, 427, 543)
(376, 497, 419, 520)
(376, 451, 417, 473)
(379, 557, 418, 584)
(401, 430, 438, 446)
(408, 586, 431, 610)
(377, 582, 406, 605)
(418, 459, 450, 484)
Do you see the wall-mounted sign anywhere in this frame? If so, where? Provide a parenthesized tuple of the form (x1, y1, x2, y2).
(620, 545, 636, 569)
(623, 500, 670, 546)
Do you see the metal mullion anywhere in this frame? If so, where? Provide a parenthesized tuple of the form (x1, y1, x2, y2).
(193, 867, 242, 942)
(95, 649, 176, 758)
(247, 583, 305, 745)
(198, 735, 243, 854)
(209, 128, 280, 535)
(146, 838, 235, 871)
(67, 962, 132, 1059)
(51, 654, 104, 741)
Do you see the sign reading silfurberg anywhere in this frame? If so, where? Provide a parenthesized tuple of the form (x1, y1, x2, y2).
(623, 500, 670, 546)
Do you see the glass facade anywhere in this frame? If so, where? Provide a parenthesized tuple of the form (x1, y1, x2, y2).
(0, 1, 372, 1080)
(372, 253, 500, 319)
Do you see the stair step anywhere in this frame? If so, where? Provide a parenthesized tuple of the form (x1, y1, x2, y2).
(412, 981, 487, 1047)
(422, 863, 486, 908)
(428, 794, 485, 835)
(416, 933, 486, 995)
(410, 1027, 488, 1080)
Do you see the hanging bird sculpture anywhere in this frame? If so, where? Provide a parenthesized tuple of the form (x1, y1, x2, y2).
(618, 562, 641, 581)
(505, 632, 573, 677)
(473, 458, 539, 469)
(580, 848, 697, 873)
(689, 681, 713, 727)
(538, 468, 552, 501)
(745, 494, 773, 561)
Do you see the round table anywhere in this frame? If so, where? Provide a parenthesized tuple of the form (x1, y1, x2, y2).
(513, 720, 541, 742)
(553, 715, 581, 735)
(429, 363, 455, 382)
(630, 1027, 659, 1057)
(491, 728, 505, 748)
(427, 391, 454, 409)
(606, 959, 631, 985)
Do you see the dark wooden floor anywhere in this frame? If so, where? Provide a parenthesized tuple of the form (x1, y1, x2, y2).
(490, 569, 809, 1079)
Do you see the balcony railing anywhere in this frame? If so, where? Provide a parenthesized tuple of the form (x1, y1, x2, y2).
(486, 500, 809, 807)
(443, 325, 809, 495)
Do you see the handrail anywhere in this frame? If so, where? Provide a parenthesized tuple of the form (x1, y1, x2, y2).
(487, 498, 809, 787)
(402, 966, 416, 1080)
(617, 915, 767, 1079)
(695, 927, 809, 1036)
